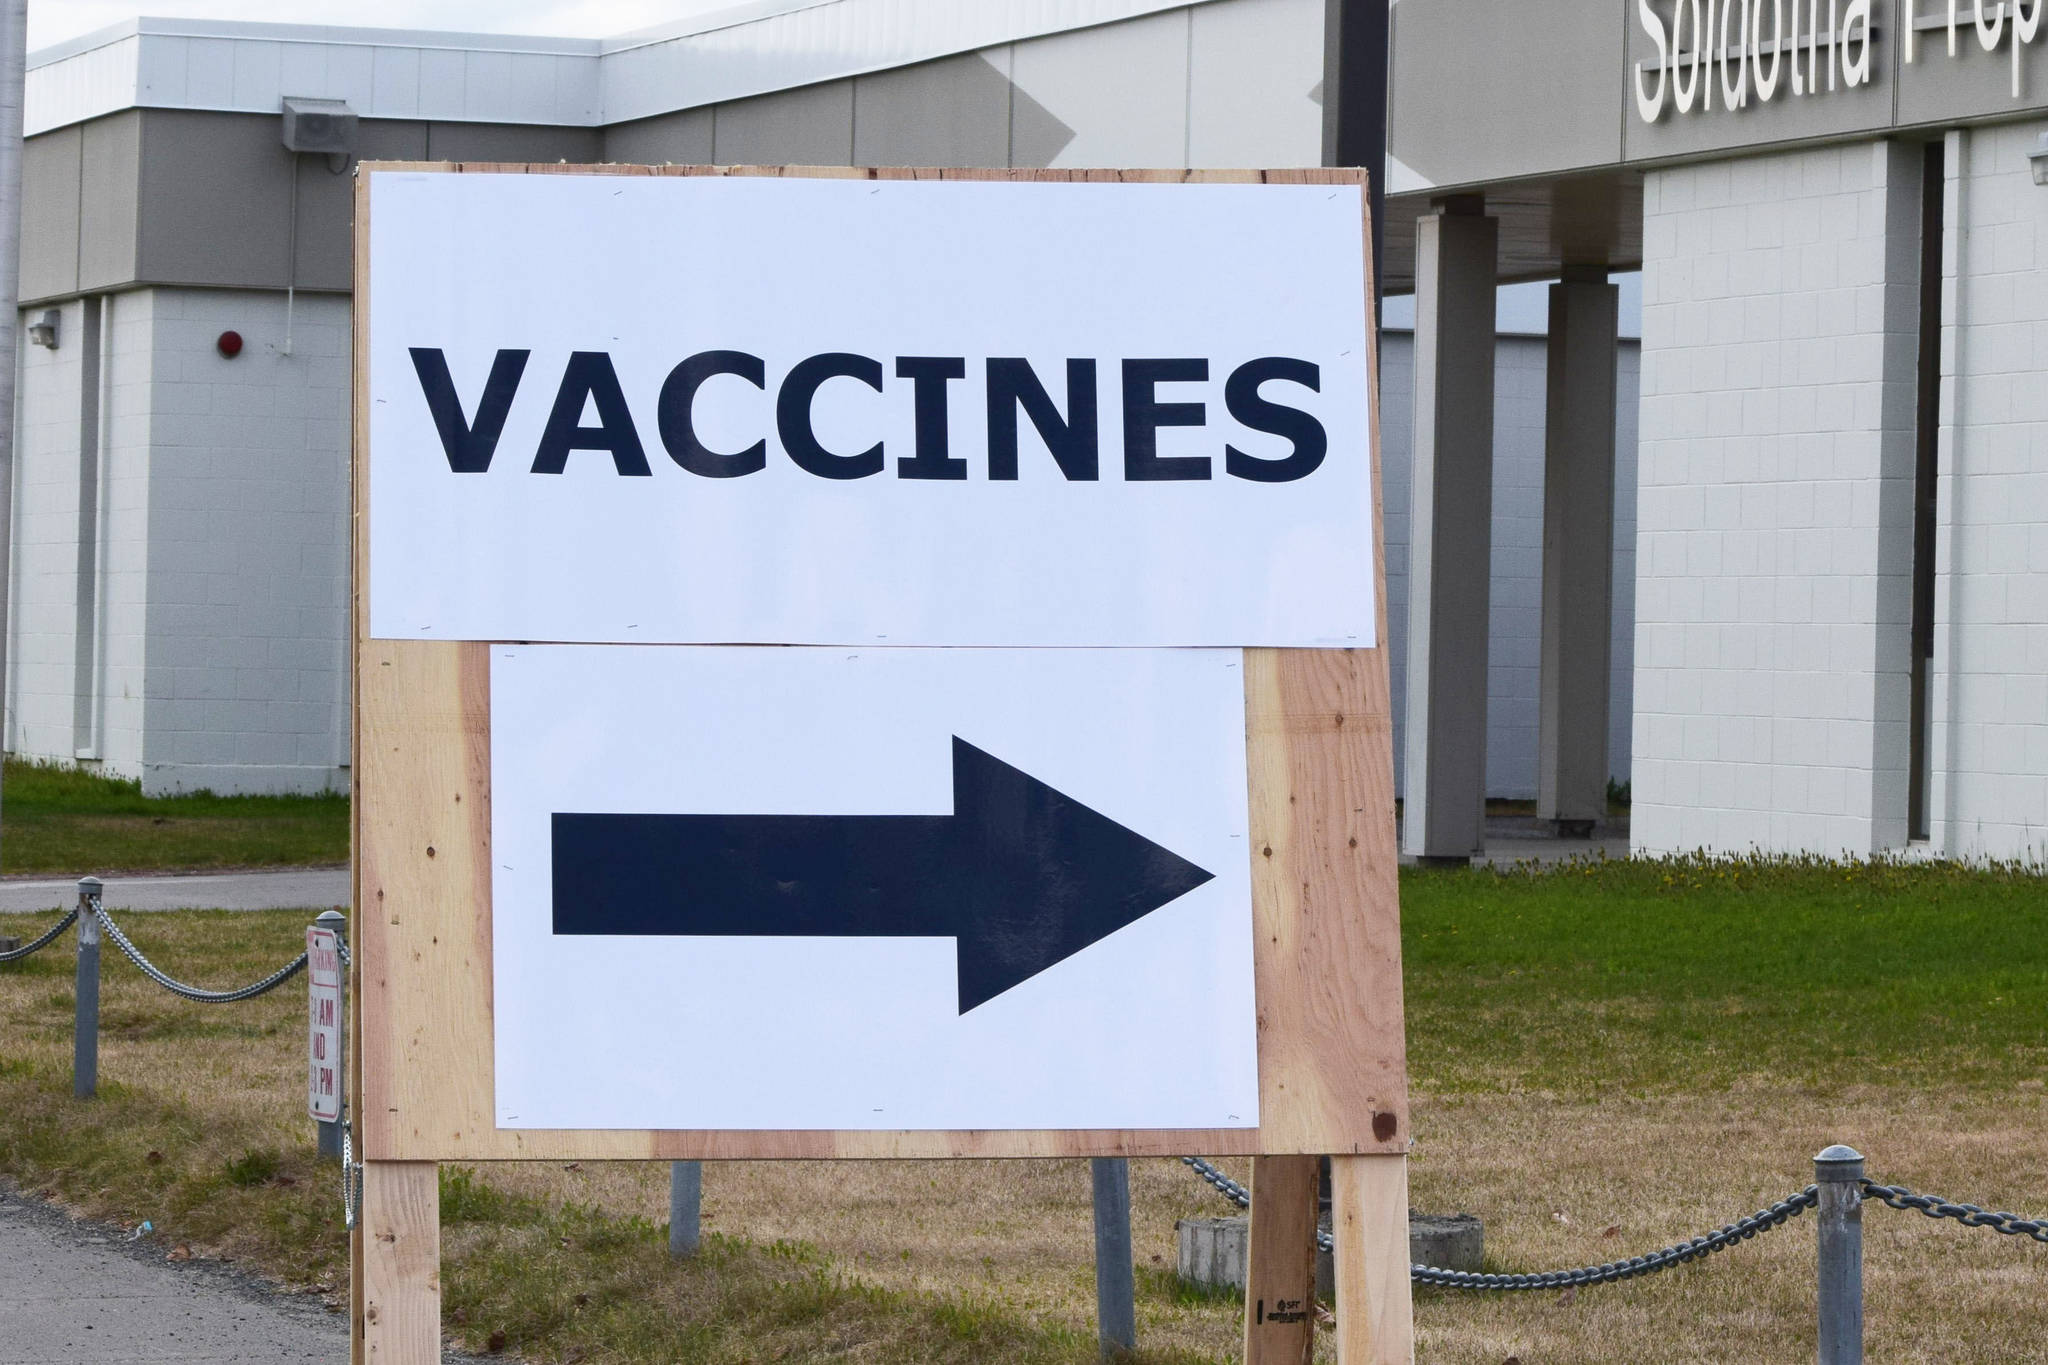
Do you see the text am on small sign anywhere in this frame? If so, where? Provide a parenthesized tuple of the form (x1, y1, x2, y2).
(305, 925, 342, 1124)
(351, 158, 1410, 1365)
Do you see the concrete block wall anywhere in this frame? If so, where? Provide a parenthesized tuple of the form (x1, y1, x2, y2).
(8, 297, 90, 762)
(1929, 122, 2048, 860)
(1381, 332, 1641, 800)
(137, 288, 350, 795)
(1634, 141, 1920, 856)
(9, 292, 155, 783)
(12, 286, 350, 796)
(100, 290, 156, 779)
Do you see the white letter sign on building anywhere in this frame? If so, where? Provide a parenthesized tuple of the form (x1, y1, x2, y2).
(366, 173, 1374, 648)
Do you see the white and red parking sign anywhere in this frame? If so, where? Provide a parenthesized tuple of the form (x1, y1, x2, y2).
(306, 927, 344, 1122)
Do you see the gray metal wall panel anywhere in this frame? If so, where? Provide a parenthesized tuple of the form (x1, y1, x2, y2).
(136, 110, 296, 289)
(603, 108, 715, 164)
(1895, 28, 2048, 126)
(424, 123, 603, 163)
(291, 121, 430, 292)
(852, 51, 1012, 167)
(1187, 0, 1324, 167)
(1004, 44, 1079, 168)
(1621, 3, 1897, 163)
(1390, 0, 1624, 188)
(712, 80, 856, 165)
(131, 114, 618, 294)
(21, 126, 80, 302)
(78, 114, 142, 295)
(1009, 9, 1189, 167)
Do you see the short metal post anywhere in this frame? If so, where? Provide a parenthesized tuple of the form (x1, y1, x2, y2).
(668, 1161, 702, 1257)
(313, 909, 346, 1158)
(1091, 1157, 1136, 1359)
(73, 877, 101, 1099)
(1816, 1144, 1865, 1365)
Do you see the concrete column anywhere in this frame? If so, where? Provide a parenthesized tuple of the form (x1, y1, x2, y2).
(1401, 195, 1497, 864)
(1537, 266, 1619, 835)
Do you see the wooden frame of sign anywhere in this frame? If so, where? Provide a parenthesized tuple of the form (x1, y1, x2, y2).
(348, 162, 1408, 1365)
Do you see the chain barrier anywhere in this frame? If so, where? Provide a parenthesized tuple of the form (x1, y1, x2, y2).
(1183, 1159, 2048, 1291)
(1184, 1156, 1819, 1288)
(0, 906, 78, 962)
(1862, 1181, 2048, 1244)
(91, 897, 307, 1003)
(1410, 1188, 1818, 1290)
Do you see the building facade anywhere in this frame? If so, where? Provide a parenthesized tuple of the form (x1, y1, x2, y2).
(1388, 1, 2048, 860)
(12, 0, 2041, 863)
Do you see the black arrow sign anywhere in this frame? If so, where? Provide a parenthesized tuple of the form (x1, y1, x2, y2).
(551, 736, 1215, 1013)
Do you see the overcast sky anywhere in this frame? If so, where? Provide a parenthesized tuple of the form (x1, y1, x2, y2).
(30, 1, 731, 51)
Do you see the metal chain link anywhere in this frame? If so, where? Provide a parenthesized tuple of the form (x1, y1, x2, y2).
(1862, 1181, 2048, 1244)
(1182, 1156, 1819, 1289)
(92, 898, 307, 1003)
(341, 1119, 363, 1231)
(0, 907, 78, 962)
(1409, 1188, 1818, 1290)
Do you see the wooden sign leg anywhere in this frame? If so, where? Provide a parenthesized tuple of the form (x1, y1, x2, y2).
(1243, 1154, 1320, 1365)
(354, 1160, 441, 1364)
(1330, 1154, 1415, 1365)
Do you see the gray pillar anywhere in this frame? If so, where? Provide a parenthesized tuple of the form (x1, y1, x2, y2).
(1402, 195, 1497, 864)
(668, 1160, 702, 1257)
(73, 877, 101, 1099)
(1090, 1157, 1135, 1358)
(1815, 1145, 1865, 1365)
(1537, 266, 1620, 835)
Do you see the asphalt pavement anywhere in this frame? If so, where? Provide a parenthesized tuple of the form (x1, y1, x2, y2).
(0, 1185, 345, 1364)
(0, 868, 349, 915)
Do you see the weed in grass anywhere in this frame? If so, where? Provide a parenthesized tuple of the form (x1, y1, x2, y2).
(224, 1149, 282, 1187)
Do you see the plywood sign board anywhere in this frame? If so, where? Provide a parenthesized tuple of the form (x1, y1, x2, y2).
(352, 163, 1404, 1162)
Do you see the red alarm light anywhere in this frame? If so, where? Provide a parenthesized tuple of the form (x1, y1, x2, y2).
(217, 330, 244, 358)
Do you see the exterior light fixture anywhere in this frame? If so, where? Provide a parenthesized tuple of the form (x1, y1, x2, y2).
(2032, 132, 2048, 187)
(26, 309, 58, 349)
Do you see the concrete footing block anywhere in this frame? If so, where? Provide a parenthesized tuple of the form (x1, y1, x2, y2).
(1176, 1212, 1484, 1295)
(0, 936, 19, 954)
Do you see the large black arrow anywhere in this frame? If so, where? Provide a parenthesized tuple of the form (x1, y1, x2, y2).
(551, 736, 1214, 1013)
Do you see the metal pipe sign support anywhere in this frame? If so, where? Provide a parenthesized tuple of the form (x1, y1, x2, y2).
(73, 877, 100, 1099)
(1091, 1157, 1137, 1358)
(668, 1161, 702, 1258)
(1816, 1144, 1865, 1365)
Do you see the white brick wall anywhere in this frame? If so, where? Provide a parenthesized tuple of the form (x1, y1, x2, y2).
(1633, 142, 1920, 855)
(8, 287, 350, 796)
(9, 298, 88, 763)
(1380, 331, 1641, 800)
(102, 290, 158, 780)
(138, 289, 350, 795)
(1928, 122, 2048, 860)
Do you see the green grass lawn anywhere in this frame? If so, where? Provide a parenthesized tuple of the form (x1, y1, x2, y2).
(0, 760, 348, 876)
(3, 853, 2045, 1363)
(1401, 852, 2048, 1096)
